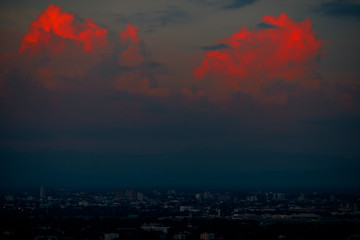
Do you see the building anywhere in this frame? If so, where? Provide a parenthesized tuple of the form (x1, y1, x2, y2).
(141, 223, 169, 234)
(34, 236, 57, 240)
(200, 232, 215, 240)
(136, 192, 144, 201)
(174, 232, 187, 240)
(180, 206, 193, 212)
(5, 194, 14, 201)
(115, 189, 125, 200)
(247, 195, 257, 202)
(276, 193, 285, 200)
(104, 233, 119, 240)
(128, 189, 135, 200)
(40, 186, 45, 199)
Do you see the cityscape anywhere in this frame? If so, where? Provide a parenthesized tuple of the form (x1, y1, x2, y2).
(1, 187, 360, 239)
(1, 0, 360, 239)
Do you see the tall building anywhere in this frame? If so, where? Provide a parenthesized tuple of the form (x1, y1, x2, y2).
(136, 192, 144, 201)
(40, 186, 45, 199)
(115, 189, 125, 200)
(128, 189, 135, 200)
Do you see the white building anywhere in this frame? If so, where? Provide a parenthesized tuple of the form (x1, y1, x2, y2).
(141, 223, 169, 234)
(104, 233, 119, 240)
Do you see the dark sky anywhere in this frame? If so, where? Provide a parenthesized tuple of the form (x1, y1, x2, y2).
(0, 0, 359, 191)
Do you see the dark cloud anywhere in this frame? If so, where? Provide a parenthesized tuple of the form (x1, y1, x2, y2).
(201, 43, 230, 51)
(256, 22, 277, 29)
(192, 0, 257, 10)
(316, 0, 360, 18)
(115, 8, 192, 32)
(223, 0, 257, 9)
(155, 9, 191, 26)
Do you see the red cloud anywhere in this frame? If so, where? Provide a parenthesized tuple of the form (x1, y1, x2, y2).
(193, 13, 325, 94)
(120, 24, 140, 43)
(118, 25, 144, 67)
(5, 4, 147, 91)
(19, 4, 108, 53)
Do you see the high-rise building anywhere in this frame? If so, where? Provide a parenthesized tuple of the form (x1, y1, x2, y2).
(196, 193, 202, 201)
(115, 189, 125, 200)
(40, 186, 45, 199)
(128, 189, 135, 200)
(136, 192, 144, 201)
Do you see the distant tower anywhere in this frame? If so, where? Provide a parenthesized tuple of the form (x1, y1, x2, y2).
(40, 186, 44, 199)
(128, 189, 135, 200)
(115, 189, 125, 200)
(330, 195, 336, 202)
(136, 192, 144, 201)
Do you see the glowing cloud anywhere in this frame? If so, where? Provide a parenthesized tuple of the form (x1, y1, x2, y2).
(6, 4, 147, 91)
(193, 13, 325, 94)
(120, 24, 141, 43)
(118, 25, 144, 67)
(19, 4, 108, 53)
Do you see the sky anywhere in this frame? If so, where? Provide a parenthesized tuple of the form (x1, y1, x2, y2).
(0, 0, 359, 191)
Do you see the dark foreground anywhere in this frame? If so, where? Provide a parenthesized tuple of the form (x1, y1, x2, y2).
(2, 216, 360, 240)
(1, 189, 360, 239)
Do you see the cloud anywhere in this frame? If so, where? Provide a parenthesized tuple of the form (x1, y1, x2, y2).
(1, 4, 153, 93)
(201, 43, 230, 51)
(118, 24, 144, 66)
(113, 70, 170, 97)
(19, 4, 108, 53)
(223, 0, 257, 9)
(193, 13, 325, 100)
(256, 22, 277, 30)
(0, 4, 176, 152)
(316, 0, 360, 18)
(193, 0, 257, 9)
(115, 8, 192, 33)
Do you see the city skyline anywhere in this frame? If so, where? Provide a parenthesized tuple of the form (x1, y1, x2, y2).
(1, 187, 359, 239)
